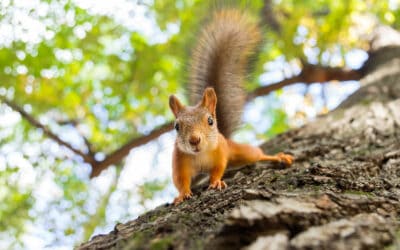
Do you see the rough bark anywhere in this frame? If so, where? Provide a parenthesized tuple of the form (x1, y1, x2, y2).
(78, 44, 400, 250)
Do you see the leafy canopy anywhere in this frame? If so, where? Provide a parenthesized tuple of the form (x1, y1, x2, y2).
(0, 0, 398, 248)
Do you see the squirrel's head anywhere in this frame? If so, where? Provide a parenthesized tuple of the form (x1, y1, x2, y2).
(169, 87, 219, 155)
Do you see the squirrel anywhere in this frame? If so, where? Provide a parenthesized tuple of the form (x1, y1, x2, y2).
(168, 9, 293, 205)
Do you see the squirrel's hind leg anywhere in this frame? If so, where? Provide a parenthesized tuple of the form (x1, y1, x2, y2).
(260, 152, 294, 166)
(227, 139, 294, 167)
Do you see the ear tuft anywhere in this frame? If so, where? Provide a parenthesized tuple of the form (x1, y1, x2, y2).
(201, 87, 217, 114)
(169, 95, 184, 117)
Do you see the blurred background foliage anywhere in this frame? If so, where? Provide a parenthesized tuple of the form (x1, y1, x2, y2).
(0, 0, 399, 249)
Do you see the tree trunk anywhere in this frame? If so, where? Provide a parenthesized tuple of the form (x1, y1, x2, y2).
(78, 43, 400, 250)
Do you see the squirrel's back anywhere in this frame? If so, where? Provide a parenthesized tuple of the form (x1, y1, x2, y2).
(188, 9, 261, 138)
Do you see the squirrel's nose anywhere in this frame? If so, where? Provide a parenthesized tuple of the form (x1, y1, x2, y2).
(189, 136, 201, 146)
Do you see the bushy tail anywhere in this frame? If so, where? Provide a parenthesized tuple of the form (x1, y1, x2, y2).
(188, 9, 261, 138)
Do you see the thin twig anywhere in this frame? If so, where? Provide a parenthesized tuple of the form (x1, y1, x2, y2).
(0, 96, 97, 165)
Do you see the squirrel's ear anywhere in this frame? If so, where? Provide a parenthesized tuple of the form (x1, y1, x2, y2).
(201, 87, 217, 115)
(169, 95, 184, 117)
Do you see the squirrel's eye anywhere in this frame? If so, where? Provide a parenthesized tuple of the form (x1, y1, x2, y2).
(174, 122, 179, 131)
(208, 116, 214, 126)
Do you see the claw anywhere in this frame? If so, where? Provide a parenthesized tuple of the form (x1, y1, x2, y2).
(173, 191, 193, 205)
(208, 180, 227, 190)
(277, 153, 294, 166)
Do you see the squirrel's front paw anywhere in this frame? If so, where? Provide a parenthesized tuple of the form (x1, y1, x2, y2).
(208, 180, 227, 190)
(173, 191, 193, 205)
(277, 153, 294, 166)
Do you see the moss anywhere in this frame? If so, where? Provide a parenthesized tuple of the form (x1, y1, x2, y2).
(119, 231, 147, 250)
(310, 184, 323, 193)
(192, 238, 205, 250)
(343, 190, 375, 198)
(149, 236, 174, 250)
(352, 149, 368, 156)
(331, 109, 345, 120)
(384, 244, 396, 250)
(286, 184, 296, 192)
(383, 228, 400, 250)
(119, 230, 164, 250)
(360, 99, 373, 106)
(147, 214, 159, 222)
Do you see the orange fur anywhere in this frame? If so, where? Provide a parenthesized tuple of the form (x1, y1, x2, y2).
(172, 148, 193, 204)
(170, 9, 294, 205)
(170, 88, 293, 205)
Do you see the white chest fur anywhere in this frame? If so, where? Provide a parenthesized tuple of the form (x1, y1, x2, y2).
(192, 152, 215, 174)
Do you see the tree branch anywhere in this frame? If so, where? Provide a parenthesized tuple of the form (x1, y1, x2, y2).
(301, 63, 362, 82)
(51, 117, 95, 156)
(0, 97, 97, 165)
(82, 136, 95, 157)
(248, 64, 362, 100)
(90, 122, 174, 177)
(2, 64, 363, 178)
(247, 75, 304, 101)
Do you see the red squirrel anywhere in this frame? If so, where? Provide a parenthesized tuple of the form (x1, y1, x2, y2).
(169, 9, 293, 205)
